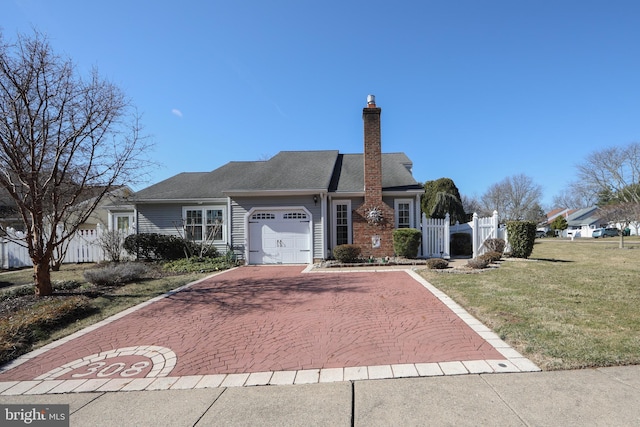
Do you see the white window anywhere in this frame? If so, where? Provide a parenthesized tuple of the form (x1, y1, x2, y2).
(395, 199, 414, 229)
(332, 200, 352, 246)
(183, 206, 226, 243)
(111, 213, 134, 234)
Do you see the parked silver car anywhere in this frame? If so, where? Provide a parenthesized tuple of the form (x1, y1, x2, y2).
(592, 228, 619, 238)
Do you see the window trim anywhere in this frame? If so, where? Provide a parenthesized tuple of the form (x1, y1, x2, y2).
(109, 212, 135, 234)
(332, 200, 352, 247)
(394, 199, 414, 229)
(182, 206, 227, 244)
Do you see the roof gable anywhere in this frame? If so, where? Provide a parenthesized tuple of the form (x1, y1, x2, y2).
(331, 153, 421, 193)
(566, 206, 602, 226)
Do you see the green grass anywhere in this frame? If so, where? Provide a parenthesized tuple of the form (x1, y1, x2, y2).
(419, 237, 640, 370)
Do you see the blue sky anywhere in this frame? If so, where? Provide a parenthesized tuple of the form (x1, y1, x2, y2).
(5, 1, 640, 207)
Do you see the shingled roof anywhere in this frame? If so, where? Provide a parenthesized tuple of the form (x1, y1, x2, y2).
(133, 150, 421, 201)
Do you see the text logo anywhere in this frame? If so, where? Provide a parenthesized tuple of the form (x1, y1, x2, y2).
(2, 405, 69, 426)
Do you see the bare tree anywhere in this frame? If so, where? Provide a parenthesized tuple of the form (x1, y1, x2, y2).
(576, 142, 640, 246)
(552, 181, 598, 209)
(481, 174, 544, 222)
(98, 229, 127, 263)
(460, 194, 482, 220)
(0, 31, 150, 296)
(599, 202, 636, 248)
(576, 142, 640, 204)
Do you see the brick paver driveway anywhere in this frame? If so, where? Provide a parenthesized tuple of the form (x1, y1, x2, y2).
(0, 266, 506, 383)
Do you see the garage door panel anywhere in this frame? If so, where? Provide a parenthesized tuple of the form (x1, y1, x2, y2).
(248, 211, 311, 264)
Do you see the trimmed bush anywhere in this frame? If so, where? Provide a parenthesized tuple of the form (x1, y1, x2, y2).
(83, 263, 151, 286)
(426, 258, 449, 269)
(333, 244, 362, 263)
(484, 238, 505, 254)
(392, 228, 422, 258)
(480, 251, 502, 263)
(451, 233, 472, 256)
(467, 257, 489, 269)
(506, 221, 537, 259)
(123, 233, 192, 261)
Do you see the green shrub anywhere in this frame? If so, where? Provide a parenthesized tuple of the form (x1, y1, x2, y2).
(426, 258, 449, 269)
(483, 238, 505, 254)
(83, 263, 151, 286)
(0, 285, 34, 301)
(123, 233, 192, 261)
(392, 228, 422, 258)
(451, 233, 472, 256)
(506, 221, 537, 258)
(0, 281, 81, 301)
(163, 257, 230, 273)
(195, 245, 219, 259)
(333, 244, 362, 263)
(467, 257, 489, 269)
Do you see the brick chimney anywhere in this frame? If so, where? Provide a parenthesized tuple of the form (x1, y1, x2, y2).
(363, 95, 383, 205)
(353, 95, 395, 259)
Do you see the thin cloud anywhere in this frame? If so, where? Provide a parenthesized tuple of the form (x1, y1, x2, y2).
(171, 109, 183, 118)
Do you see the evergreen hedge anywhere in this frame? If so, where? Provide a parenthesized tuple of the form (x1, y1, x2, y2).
(392, 228, 422, 258)
(333, 244, 362, 263)
(506, 221, 537, 258)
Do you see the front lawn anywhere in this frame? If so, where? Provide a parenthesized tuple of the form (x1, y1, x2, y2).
(0, 262, 219, 366)
(419, 237, 640, 370)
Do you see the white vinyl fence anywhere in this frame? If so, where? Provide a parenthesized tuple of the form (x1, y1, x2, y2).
(421, 213, 451, 259)
(423, 211, 503, 259)
(1, 226, 105, 269)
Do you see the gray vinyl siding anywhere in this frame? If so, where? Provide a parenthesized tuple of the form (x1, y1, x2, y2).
(230, 196, 323, 261)
(137, 204, 183, 236)
(136, 203, 229, 254)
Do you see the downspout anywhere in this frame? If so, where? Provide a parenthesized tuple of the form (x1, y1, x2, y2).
(227, 196, 232, 254)
(321, 192, 327, 260)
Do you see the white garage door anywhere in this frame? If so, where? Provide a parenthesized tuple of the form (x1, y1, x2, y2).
(248, 210, 312, 264)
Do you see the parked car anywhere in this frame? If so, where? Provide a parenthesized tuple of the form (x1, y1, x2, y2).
(535, 230, 546, 238)
(593, 228, 619, 238)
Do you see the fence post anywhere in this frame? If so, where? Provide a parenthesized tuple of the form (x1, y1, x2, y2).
(444, 213, 450, 259)
(420, 212, 427, 257)
(492, 210, 499, 239)
(472, 212, 479, 258)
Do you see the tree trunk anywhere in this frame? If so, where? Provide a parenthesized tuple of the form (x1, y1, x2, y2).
(34, 261, 53, 296)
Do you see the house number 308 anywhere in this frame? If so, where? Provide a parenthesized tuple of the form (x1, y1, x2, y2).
(71, 361, 150, 378)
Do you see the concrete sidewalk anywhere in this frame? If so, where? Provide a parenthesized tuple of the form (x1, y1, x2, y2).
(2, 365, 638, 426)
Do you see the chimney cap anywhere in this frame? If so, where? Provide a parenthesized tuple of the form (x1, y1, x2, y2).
(366, 94, 376, 107)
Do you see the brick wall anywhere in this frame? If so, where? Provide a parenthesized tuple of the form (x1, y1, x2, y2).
(353, 99, 395, 258)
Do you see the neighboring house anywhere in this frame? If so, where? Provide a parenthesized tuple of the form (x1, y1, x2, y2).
(563, 206, 606, 238)
(538, 208, 574, 234)
(77, 186, 136, 234)
(1, 185, 135, 237)
(127, 95, 424, 264)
